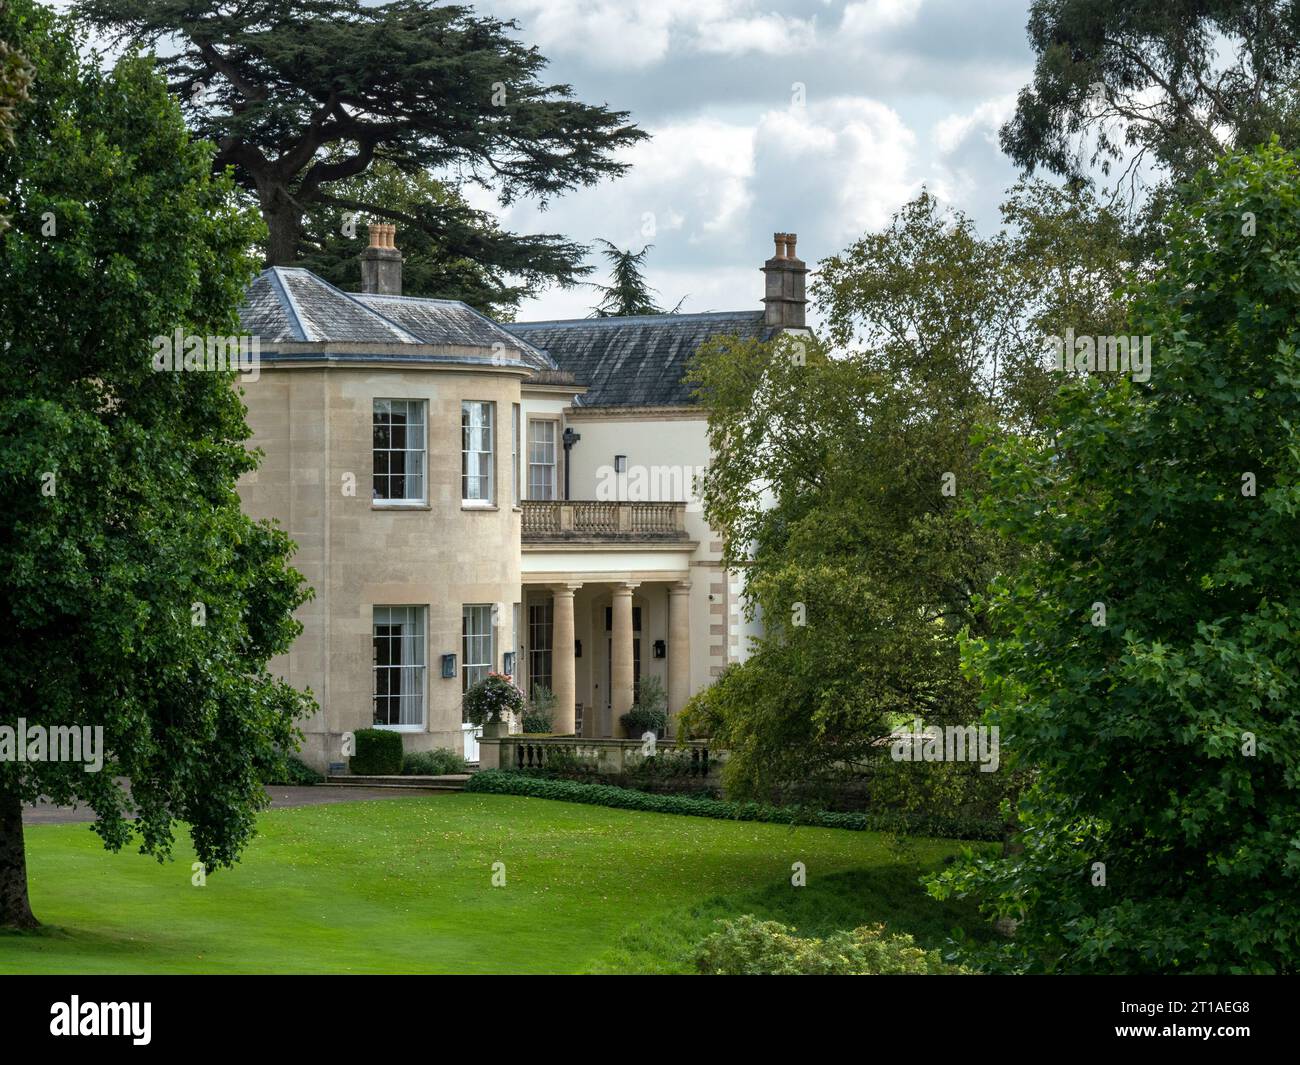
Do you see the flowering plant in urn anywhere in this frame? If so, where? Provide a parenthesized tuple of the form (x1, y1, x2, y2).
(463, 672, 525, 727)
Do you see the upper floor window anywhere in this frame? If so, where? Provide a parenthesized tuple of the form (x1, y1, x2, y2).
(462, 400, 494, 504)
(528, 419, 557, 500)
(373, 399, 426, 504)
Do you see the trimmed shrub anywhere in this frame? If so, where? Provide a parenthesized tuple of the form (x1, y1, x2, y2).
(697, 916, 969, 975)
(263, 755, 324, 786)
(350, 728, 403, 775)
(464, 770, 1001, 840)
(402, 749, 469, 776)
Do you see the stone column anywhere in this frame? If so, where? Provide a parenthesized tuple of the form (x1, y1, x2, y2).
(611, 582, 639, 724)
(667, 580, 692, 730)
(552, 584, 580, 735)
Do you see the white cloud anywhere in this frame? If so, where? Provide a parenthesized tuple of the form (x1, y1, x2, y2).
(487, 1, 819, 69)
(840, 0, 925, 36)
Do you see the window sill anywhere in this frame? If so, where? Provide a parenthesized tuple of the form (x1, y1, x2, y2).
(373, 724, 426, 732)
(461, 502, 498, 512)
(372, 501, 431, 511)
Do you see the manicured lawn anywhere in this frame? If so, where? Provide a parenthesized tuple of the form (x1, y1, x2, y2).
(0, 793, 978, 974)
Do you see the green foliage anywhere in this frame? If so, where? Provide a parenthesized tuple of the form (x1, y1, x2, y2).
(465, 771, 1002, 840)
(1003, 0, 1300, 200)
(76, 0, 645, 276)
(592, 866, 991, 975)
(402, 749, 468, 776)
(929, 143, 1300, 974)
(589, 240, 682, 317)
(296, 160, 582, 317)
(696, 915, 969, 975)
(684, 188, 1129, 802)
(0, 26, 33, 232)
(349, 729, 403, 776)
(263, 756, 324, 787)
(462, 673, 525, 727)
(0, 0, 313, 924)
(620, 675, 669, 736)
(522, 684, 556, 734)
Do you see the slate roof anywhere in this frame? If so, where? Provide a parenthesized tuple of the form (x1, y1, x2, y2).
(239, 268, 554, 370)
(505, 311, 774, 407)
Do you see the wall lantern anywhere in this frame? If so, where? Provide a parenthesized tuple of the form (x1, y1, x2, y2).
(502, 651, 516, 677)
(441, 653, 457, 679)
(653, 640, 666, 659)
(574, 640, 583, 659)
(614, 454, 627, 473)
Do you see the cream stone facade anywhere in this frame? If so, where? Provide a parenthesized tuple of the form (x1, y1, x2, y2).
(236, 228, 809, 771)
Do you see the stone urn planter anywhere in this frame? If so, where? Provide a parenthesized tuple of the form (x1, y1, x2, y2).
(481, 719, 508, 739)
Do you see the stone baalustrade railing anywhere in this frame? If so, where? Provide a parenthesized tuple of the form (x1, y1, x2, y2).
(478, 734, 722, 779)
(520, 500, 689, 542)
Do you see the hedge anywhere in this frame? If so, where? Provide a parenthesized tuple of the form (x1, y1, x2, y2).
(350, 728, 403, 775)
(464, 770, 1001, 841)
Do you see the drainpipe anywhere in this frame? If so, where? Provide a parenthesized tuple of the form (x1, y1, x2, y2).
(562, 427, 581, 500)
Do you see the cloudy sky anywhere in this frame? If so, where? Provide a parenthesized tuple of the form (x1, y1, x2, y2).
(466, 0, 1038, 323)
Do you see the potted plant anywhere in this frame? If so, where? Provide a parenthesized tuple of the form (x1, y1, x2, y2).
(463, 672, 525, 738)
(522, 685, 557, 734)
(619, 675, 668, 739)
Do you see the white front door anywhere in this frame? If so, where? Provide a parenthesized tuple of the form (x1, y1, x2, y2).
(462, 723, 481, 763)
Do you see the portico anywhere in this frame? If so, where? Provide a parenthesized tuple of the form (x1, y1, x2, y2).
(519, 500, 697, 738)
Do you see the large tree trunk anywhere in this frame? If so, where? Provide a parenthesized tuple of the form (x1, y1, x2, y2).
(0, 786, 38, 929)
(263, 200, 302, 266)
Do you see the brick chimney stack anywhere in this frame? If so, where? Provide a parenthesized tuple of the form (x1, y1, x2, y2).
(761, 231, 807, 328)
(360, 222, 403, 296)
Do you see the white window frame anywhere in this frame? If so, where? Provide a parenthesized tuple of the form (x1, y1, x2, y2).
(511, 403, 521, 506)
(527, 418, 557, 501)
(372, 399, 427, 505)
(462, 604, 495, 695)
(461, 400, 495, 506)
(372, 605, 427, 730)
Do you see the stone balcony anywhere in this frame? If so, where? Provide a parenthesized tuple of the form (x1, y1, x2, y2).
(520, 500, 690, 543)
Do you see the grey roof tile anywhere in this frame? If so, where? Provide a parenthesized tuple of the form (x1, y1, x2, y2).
(506, 311, 773, 407)
(237, 268, 552, 369)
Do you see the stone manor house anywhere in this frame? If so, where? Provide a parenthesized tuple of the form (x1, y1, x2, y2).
(235, 226, 810, 771)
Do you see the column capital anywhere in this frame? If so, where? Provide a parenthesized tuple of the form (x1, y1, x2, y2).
(668, 580, 692, 595)
(550, 582, 583, 597)
(611, 580, 640, 594)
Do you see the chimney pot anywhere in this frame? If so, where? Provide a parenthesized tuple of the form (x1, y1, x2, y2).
(360, 222, 403, 295)
(761, 229, 807, 329)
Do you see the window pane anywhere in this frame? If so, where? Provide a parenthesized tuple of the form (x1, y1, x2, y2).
(373, 400, 426, 502)
(373, 606, 425, 726)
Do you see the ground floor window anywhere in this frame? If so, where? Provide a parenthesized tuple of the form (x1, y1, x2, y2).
(373, 605, 426, 727)
(528, 600, 553, 697)
(462, 604, 495, 699)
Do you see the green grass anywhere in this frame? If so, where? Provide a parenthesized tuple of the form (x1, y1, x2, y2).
(1, 793, 980, 974)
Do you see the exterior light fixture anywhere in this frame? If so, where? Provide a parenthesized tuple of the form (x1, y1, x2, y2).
(441, 653, 457, 679)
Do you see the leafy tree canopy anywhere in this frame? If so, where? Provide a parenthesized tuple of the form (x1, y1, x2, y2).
(682, 186, 1130, 799)
(1004, 0, 1300, 206)
(930, 142, 1300, 974)
(75, 0, 646, 284)
(295, 160, 581, 317)
(589, 240, 683, 317)
(0, 0, 314, 929)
